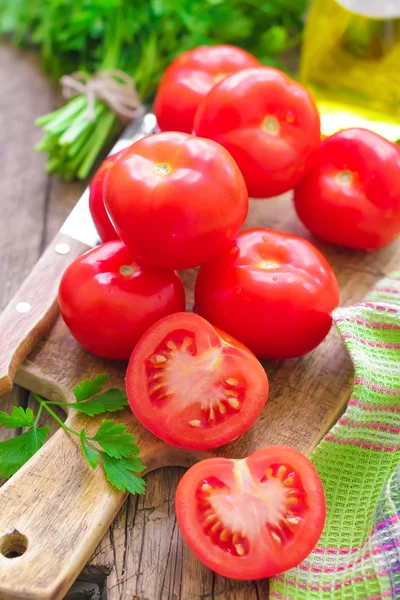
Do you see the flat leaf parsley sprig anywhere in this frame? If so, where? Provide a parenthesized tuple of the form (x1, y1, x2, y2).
(0, 374, 146, 495)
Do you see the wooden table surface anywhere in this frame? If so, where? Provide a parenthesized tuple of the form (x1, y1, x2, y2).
(1, 42, 399, 600)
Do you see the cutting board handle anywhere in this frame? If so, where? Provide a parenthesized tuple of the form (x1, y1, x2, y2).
(0, 410, 198, 600)
(0, 232, 89, 398)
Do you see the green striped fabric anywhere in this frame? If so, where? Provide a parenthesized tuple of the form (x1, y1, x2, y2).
(270, 272, 400, 600)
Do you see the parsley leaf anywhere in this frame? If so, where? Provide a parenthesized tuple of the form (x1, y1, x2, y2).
(0, 406, 34, 428)
(0, 426, 50, 478)
(73, 373, 110, 402)
(101, 453, 147, 495)
(92, 420, 140, 459)
(0, 373, 146, 495)
(80, 429, 99, 470)
(71, 388, 128, 416)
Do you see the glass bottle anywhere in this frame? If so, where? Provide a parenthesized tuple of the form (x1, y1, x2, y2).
(300, 0, 400, 140)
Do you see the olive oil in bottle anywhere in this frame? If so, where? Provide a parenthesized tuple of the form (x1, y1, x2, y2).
(300, 0, 400, 140)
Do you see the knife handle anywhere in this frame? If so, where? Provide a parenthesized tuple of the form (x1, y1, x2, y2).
(0, 232, 90, 398)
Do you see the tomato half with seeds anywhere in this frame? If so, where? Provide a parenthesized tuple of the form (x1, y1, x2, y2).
(154, 45, 259, 134)
(175, 446, 326, 579)
(195, 228, 340, 359)
(58, 241, 185, 361)
(89, 149, 126, 241)
(294, 128, 400, 250)
(194, 67, 320, 198)
(126, 312, 268, 450)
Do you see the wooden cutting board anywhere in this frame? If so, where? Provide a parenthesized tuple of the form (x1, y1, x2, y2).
(0, 193, 399, 600)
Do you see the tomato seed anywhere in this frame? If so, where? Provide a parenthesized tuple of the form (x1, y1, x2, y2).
(286, 516, 300, 525)
(220, 529, 229, 542)
(226, 389, 238, 397)
(227, 397, 239, 409)
(232, 532, 240, 545)
(277, 465, 287, 479)
(204, 514, 218, 526)
(287, 497, 299, 505)
(283, 475, 294, 486)
(210, 522, 221, 534)
(181, 338, 192, 351)
(201, 483, 212, 493)
(271, 532, 282, 544)
(154, 354, 166, 363)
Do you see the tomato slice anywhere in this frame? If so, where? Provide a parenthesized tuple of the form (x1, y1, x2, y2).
(126, 313, 268, 450)
(175, 446, 326, 579)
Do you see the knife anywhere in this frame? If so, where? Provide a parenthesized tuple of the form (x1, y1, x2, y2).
(0, 111, 157, 398)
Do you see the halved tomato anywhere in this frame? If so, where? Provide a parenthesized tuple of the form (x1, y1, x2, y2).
(175, 446, 326, 579)
(126, 312, 268, 450)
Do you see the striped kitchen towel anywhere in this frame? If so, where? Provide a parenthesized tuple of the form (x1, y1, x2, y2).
(271, 272, 400, 600)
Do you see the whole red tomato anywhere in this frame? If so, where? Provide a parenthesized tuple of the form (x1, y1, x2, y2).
(175, 446, 326, 579)
(126, 312, 268, 450)
(89, 150, 126, 241)
(58, 241, 185, 360)
(104, 132, 248, 270)
(194, 67, 320, 198)
(154, 45, 259, 134)
(195, 228, 339, 359)
(294, 128, 400, 250)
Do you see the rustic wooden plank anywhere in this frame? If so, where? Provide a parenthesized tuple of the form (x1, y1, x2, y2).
(0, 43, 53, 309)
(0, 42, 54, 469)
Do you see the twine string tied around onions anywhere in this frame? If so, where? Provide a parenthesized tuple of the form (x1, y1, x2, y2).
(60, 69, 144, 122)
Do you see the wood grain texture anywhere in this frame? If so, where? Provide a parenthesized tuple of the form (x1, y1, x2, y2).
(1, 40, 400, 600)
(0, 231, 90, 396)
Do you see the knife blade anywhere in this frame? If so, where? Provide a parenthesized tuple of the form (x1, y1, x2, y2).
(0, 111, 157, 398)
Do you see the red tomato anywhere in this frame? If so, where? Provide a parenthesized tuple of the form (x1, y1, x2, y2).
(104, 132, 248, 270)
(58, 241, 185, 361)
(89, 150, 126, 241)
(294, 128, 400, 250)
(175, 446, 326, 579)
(195, 228, 339, 359)
(194, 67, 321, 198)
(154, 45, 259, 134)
(126, 312, 268, 450)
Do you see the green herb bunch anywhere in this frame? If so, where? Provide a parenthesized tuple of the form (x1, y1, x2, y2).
(0, 374, 146, 495)
(0, 0, 307, 179)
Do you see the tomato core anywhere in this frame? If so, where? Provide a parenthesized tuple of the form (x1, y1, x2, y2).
(153, 162, 172, 176)
(213, 72, 226, 83)
(262, 115, 280, 135)
(119, 265, 134, 276)
(335, 169, 353, 186)
(145, 329, 247, 429)
(259, 260, 280, 270)
(196, 458, 307, 558)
